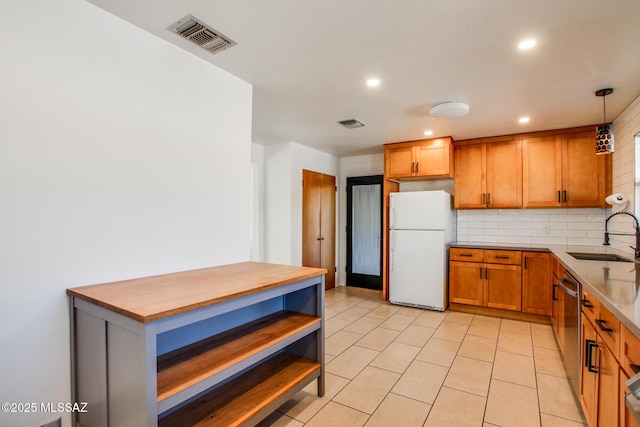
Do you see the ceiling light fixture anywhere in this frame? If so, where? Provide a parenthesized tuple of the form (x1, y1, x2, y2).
(518, 39, 537, 50)
(424, 130, 434, 136)
(595, 88, 614, 155)
(518, 117, 530, 124)
(429, 101, 469, 118)
(366, 78, 380, 87)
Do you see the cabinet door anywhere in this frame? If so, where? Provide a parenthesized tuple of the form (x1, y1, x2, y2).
(449, 261, 484, 306)
(385, 145, 414, 179)
(523, 136, 562, 207)
(522, 252, 551, 315)
(454, 144, 486, 208)
(486, 140, 522, 208)
(562, 131, 607, 207)
(597, 335, 620, 427)
(580, 315, 598, 427)
(414, 138, 453, 178)
(485, 264, 522, 311)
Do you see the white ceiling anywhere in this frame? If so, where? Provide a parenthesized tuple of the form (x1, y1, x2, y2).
(88, 0, 640, 157)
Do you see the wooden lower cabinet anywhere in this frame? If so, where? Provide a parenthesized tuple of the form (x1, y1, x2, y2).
(597, 333, 620, 427)
(581, 313, 599, 427)
(522, 252, 551, 315)
(449, 261, 484, 306)
(581, 310, 625, 427)
(485, 264, 521, 311)
(449, 248, 522, 312)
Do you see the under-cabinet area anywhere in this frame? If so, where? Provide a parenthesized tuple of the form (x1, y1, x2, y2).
(67, 262, 326, 427)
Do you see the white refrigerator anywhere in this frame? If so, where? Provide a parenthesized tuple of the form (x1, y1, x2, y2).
(389, 190, 453, 311)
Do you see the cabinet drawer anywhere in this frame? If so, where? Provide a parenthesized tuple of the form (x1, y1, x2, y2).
(450, 248, 483, 262)
(621, 325, 640, 378)
(595, 302, 620, 359)
(484, 250, 521, 265)
(581, 289, 598, 327)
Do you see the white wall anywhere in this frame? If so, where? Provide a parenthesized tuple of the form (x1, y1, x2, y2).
(251, 143, 266, 261)
(261, 142, 339, 268)
(0, 1, 252, 426)
(609, 93, 640, 254)
(338, 154, 384, 285)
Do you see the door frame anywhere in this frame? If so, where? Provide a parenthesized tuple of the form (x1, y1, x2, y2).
(346, 175, 383, 290)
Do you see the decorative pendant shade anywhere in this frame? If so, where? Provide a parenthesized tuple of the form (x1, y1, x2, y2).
(595, 88, 614, 155)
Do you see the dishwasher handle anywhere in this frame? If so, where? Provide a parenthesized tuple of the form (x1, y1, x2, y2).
(559, 276, 579, 298)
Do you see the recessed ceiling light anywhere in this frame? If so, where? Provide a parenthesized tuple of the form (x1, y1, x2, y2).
(519, 116, 530, 124)
(366, 78, 380, 87)
(518, 39, 537, 50)
(424, 130, 434, 136)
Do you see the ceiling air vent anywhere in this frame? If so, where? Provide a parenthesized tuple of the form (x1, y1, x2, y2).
(168, 14, 236, 55)
(338, 119, 365, 129)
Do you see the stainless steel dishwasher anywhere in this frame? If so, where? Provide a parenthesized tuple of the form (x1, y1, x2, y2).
(559, 271, 581, 401)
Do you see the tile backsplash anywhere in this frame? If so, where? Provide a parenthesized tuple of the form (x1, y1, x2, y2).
(456, 208, 608, 246)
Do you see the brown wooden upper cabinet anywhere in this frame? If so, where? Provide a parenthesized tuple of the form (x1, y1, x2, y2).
(454, 139, 522, 209)
(523, 129, 609, 208)
(384, 137, 454, 179)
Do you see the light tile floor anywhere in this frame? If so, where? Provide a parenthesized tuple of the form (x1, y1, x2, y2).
(258, 286, 588, 427)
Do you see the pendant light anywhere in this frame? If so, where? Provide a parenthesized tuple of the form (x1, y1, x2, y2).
(595, 88, 614, 155)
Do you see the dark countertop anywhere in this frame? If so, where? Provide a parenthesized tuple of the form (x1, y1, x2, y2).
(451, 242, 640, 337)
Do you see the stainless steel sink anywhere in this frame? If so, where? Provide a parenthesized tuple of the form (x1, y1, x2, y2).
(567, 252, 633, 262)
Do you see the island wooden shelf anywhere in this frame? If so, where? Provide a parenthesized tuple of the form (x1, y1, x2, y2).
(68, 261, 326, 427)
(157, 310, 321, 402)
(158, 353, 320, 427)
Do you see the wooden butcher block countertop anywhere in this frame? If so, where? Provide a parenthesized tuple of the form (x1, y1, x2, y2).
(67, 261, 327, 323)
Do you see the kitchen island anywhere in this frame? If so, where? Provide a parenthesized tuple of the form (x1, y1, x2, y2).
(67, 261, 326, 427)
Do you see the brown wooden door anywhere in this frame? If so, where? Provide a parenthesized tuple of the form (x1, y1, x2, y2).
(580, 314, 598, 427)
(523, 136, 562, 207)
(385, 145, 414, 179)
(414, 138, 453, 178)
(449, 261, 484, 306)
(597, 335, 620, 427)
(522, 252, 552, 316)
(454, 144, 486, 208)
(486, 140, 522, 208)
(485, 263, 522, 311)
(302, 170, 336, 289)
(562, 131, 606, 207)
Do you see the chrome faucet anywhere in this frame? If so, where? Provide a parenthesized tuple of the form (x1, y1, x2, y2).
(603, 211, 640, 260)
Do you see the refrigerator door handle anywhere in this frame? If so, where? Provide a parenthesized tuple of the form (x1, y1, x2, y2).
(390, 207, 395, 229)
(389, 230, 395, 271)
